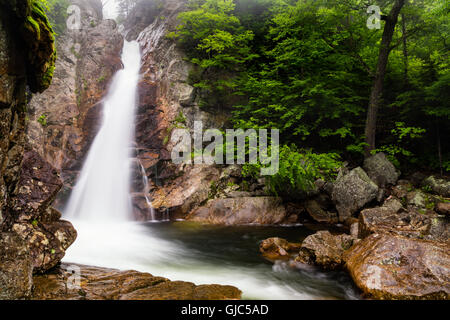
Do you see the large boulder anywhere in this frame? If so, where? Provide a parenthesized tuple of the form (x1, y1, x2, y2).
(0, 233, 33, 299)
(187, 197, 287, 225)
(344, 233, 450, 299)
(294, 231, 356, 270)
(32, 263, 241, 300)
(259, 237, 301, 260)
(363, 153, 400, 187)
(422, 176, 450, 197)
(12, 219, 76, 273)
(358, 206, 449, 242)
(332, 167, 379, 222)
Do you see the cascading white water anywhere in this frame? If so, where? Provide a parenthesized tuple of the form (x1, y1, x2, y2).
(65, 41, 141, 221)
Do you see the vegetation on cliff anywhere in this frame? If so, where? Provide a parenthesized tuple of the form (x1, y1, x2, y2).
(0, 0, 58, 92)
(171, 0, 449, 197)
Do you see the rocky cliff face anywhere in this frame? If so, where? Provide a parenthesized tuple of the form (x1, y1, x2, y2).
(23, 0, 279, 222)
(27, 0, 123, 208)
(0, 0, 76, 299)
(127, 0, 259, 221)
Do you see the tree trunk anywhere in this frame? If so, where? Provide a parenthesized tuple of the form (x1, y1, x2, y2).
(364, 0, 405, 157)
(401, 14, 408, 87)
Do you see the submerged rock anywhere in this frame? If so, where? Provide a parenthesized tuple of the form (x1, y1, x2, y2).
(259, 237, 301, 260)
(32, 263, 241, 300)
(187, 197, 287, 225)
(344, 233, 450, 300)
(332, 167, 379, 222)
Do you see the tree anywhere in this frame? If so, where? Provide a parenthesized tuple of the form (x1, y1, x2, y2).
(364, 0, 405, 157)
(116, 0, 138, 20)
(37, 0, 71, 36)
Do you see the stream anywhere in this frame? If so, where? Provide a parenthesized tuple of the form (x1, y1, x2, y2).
(63, 220, 361, 300)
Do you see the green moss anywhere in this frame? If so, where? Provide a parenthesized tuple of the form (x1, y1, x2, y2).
(41, 62, 55, 89)
(25, 16, 41, 39)
(21, 1, 57, 92)
(97, 75, 106, 83)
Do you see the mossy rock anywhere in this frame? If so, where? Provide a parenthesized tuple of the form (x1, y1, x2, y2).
(22, 1, 56, 92)
(1, 0, 57, 93)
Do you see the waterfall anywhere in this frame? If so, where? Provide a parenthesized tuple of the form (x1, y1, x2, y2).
(138, 161, 156, 221)
(64, 41, 141, 222)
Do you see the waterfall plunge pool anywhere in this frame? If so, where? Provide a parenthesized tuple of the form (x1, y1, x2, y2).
(62, 220, 361, 300)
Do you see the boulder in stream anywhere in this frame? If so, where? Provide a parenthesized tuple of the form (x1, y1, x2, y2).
(294, 230, 356, 270)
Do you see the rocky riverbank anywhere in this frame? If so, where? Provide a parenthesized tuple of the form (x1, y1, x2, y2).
(0, 0, 77, 300)
(32, 263, 241, 300)
(258, 154, 449, 299)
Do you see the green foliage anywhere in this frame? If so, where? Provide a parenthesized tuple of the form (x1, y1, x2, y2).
(174, 110, 187, 124)
(172, 0, 449, 173)
(243, 145, 341, 198)
(37, 114, 48, 126)
(170, 0, 256, 108)
(374, 122, 426, 167)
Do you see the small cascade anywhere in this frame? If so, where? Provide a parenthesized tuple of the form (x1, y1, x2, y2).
(137, 160, 156, 221)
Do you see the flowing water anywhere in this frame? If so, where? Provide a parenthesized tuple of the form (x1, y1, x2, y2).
(64, 41, 141, 222)
(62, 41, 360, 300)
